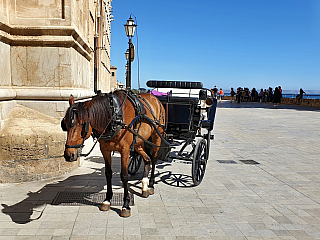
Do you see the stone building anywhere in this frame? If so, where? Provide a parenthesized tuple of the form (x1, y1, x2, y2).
(0, 0, 114, 182)
(110, 65, 117, 91)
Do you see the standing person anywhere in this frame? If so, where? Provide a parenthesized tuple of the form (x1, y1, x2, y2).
(219, 88, 224, 102)
(258, 89, 264, 102)
(267, 87, 273, 102)
(278, 86, 282, 103)
(251, 88, 258, 102)
(263, 89, 267, 102)
(236, 87, 241, 103)
(212, 86, 218, 99)
(296, 88, 306, 104)
(230, 87, 235, 103)
(273, 87, 281, 107)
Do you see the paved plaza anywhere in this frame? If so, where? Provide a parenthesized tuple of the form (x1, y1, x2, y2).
(1, 101, 320, 240)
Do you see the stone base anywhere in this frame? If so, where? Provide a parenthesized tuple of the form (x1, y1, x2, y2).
(0, 104, 79, 183)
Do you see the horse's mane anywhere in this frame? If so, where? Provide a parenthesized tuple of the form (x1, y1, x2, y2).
(88, 95, 113, 131)
(64, 94, 114, 131)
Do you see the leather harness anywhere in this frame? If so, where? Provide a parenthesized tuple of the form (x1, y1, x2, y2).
(63, 90, 166, 153)
(92, 93, 124, 141)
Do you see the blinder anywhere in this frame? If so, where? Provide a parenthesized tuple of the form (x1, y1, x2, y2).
(85, 121, 90, 133)
(62, 104, 91, 150)
(61, 118, 67, 131)
(70, 108, 77, 128)
(61, 106, 77, 132)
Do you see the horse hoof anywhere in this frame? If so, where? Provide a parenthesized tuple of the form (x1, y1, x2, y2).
(149, 188, 154, 195)
(100, 203, 110, 211)
(142, 190, 149, 198)
(120, 208, 131, 218)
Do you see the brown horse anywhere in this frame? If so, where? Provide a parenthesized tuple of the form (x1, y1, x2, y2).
(61, 90, 165, 217)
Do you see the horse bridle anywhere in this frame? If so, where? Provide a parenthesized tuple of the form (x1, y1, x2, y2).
(61, 105, 90, 149)
(61, 92, 126, 156)
(64, 121, 90, 149)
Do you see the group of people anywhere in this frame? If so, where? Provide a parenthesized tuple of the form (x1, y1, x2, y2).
(212, 86, 282, 107)
(211, 86, 307, 107)
(230, 86, 283, 106)
(211, 86, 224, 102)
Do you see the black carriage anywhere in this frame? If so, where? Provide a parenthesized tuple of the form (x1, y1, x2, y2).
(129, 80, 217, 186)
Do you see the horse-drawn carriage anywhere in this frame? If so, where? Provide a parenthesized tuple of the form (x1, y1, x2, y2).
(128, 80, 217, 186)
(61, 80, 217, 217)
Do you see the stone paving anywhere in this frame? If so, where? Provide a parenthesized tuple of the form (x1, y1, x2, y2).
(1, 101, 320, 239)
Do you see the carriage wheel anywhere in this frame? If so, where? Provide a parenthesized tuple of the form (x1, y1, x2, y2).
(128, 151, 142, 174)
(192, 138, 208, 185)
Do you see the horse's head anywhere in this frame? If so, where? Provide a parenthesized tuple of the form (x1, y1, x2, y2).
(61, 95, 92, 162)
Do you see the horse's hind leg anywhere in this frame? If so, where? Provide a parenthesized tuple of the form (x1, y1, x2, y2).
(135, 145, 152, 198)
(149, 133, 162, 195)
(100, 147, 113, 211)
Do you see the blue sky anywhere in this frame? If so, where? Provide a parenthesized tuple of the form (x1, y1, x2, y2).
(110, 0, 320, 91)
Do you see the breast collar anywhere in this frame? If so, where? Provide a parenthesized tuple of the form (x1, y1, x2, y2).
(92, 94, 124, 141)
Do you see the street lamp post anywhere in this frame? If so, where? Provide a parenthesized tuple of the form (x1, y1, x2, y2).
(124, 16, 137, 90)
(124, 49, 129, 84)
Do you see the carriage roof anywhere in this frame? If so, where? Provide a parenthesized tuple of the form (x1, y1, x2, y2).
(146, 80, 206, 98)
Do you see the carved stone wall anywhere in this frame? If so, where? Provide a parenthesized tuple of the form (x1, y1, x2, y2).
(0, 0, 114, 182)
(0, 0, 113, 102)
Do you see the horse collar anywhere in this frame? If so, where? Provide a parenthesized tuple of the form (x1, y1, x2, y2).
(92, 94, 123, 141)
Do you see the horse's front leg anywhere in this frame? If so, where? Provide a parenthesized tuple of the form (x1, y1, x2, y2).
(100, 145, 113, 211)
(120, 148, 131, 217)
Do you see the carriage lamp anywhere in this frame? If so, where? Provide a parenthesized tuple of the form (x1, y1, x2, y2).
(124, 16, 137, 90)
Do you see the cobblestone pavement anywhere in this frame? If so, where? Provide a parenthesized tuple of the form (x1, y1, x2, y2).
(1, 101, 320, 240)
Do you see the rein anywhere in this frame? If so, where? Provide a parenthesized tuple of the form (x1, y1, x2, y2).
(124, 115, 172, 148)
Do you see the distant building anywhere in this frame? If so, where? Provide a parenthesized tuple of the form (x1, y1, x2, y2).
(117, 81, 125, 89)
(110, 65, 117, 91)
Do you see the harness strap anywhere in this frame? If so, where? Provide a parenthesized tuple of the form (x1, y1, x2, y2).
(65, 144, 83, 149)
(80, 90, 129, 157)
(138, 95, 166, 130)
(124, 90, 146, 115)
(126, 115, 172, 148)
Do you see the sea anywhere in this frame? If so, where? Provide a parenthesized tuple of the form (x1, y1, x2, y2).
(281, 90, 320, 100)
(224, 90, 320, 99)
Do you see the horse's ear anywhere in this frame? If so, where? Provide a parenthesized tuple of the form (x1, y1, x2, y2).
(69, 94, 75, 106)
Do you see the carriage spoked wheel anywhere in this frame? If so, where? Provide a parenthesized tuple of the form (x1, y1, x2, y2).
(192, 138, 208, 185)
(128, 151, 142, 174)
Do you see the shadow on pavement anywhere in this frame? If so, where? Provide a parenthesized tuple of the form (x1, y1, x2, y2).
(1, 155, 191, 224)
(1, 167, 107, 224)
